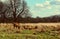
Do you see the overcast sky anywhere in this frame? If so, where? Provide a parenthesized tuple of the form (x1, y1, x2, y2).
(25, 0, 60, 17)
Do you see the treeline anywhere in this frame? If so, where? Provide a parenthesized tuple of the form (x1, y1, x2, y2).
(0, 15, 60, 23)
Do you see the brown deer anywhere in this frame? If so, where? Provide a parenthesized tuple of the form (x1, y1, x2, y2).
(13, 22, 20, 29)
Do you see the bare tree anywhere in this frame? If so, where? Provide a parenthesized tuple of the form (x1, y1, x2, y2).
(9, 0, 30, 27)
(0, 0, 31, 28)
(0, 0, 31, 19)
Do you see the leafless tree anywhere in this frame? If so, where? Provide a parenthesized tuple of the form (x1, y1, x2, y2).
(9, 0, 31, 27)
(0, 0, 31, 28)
(0, 0, 31, 19)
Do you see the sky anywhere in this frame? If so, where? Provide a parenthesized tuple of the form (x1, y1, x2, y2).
(0, 0, 60, 18)
(25, 0, 60, 18)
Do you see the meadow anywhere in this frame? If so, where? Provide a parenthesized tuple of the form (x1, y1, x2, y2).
(0, 23, 60, 39)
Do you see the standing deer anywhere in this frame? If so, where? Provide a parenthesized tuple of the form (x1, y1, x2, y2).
(13, 22, 20, 29)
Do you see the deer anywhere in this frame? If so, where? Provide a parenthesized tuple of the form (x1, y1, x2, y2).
(13, 22, 20, 29)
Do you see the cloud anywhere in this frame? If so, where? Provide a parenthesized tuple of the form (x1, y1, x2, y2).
(36, 1, 52, 9)
(34, 0, 60, 17)
(26, 0, 60, 17)
(50, 0, 60, 5)
(54, 9, 60, 15)
(55, 0, 60, 2)
(44, 1, 50, 5)
(35, 0, 60, 10)
(36, 4, 44, 8)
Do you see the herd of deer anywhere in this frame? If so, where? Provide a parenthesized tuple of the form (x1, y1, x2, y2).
(0, 23, 60, 33)
(13, 23, 60, 31)
(13, 23, 38, 30)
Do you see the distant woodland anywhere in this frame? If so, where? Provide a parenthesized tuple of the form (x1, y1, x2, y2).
(0, 15, 60, 23)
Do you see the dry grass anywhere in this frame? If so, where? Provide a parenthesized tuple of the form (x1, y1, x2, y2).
(0, 23, 60, 32)
(0, 23, 60, 39)
(0, 23, 60, 34)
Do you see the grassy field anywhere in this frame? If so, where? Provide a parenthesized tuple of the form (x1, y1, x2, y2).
(0, 23, 60, 39)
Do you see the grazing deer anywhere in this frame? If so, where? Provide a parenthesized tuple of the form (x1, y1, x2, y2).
(34, 26, 38, 29)
(23, 26, 28, 30)
(13, 22, 20, 29)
